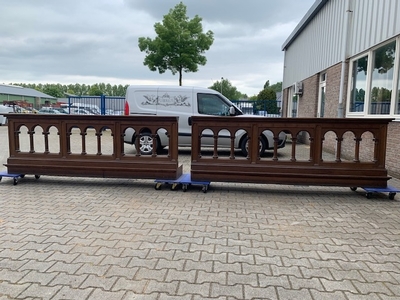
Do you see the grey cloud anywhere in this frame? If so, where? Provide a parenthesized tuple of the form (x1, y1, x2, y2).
(125, 0, 314, 26)
(0, 0, 315, 95)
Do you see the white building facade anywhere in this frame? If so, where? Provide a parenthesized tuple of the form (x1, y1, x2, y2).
(282, 0, 400, 177)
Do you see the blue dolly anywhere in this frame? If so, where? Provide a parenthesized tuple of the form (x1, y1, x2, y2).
(155, 173, 210, 193)
(0, 171, 25, 185)
(351, 185, 399, 200)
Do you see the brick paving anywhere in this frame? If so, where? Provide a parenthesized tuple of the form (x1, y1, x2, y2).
(1, 125, 400, 299)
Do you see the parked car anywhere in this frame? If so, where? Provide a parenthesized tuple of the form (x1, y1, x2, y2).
(60, 103, 100, 115)
(72, 109, 91, 115)
(52, 108, 69, 114)
(38, 108, 63, 114)
(24, 107, 39, 114)
(0, 105, 14, 125)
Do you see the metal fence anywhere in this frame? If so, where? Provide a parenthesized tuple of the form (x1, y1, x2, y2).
(65, 95, 125, 115)
(232, 100, 282, 117)
(60, 97, 283, 117)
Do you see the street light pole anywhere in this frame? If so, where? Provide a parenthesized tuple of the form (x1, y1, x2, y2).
(220, 77, 223, 94)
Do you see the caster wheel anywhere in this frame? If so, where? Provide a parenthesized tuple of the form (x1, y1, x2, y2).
(350, 187, 357, 191)
(13, 178, 18, 185)
(155, 183, 162, 190)
(366, 192, 372, 199)
(20, 174, 25, 178)
(202, 185, 208, 193)
(389, 192, 396, 200)
(182, 185, 188, 192)
(35, 175, 41, 179)
(171, 183, 179, 191)
(0, 176, 2, 182)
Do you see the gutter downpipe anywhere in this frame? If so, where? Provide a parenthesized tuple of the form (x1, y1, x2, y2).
(338, 0, 352, 118)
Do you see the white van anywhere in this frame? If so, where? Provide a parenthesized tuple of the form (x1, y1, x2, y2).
(123, 85, 286, 155)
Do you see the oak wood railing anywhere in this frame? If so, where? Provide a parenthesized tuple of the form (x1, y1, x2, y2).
(190, 116, 392, 188)
(5, 114, 182, 180)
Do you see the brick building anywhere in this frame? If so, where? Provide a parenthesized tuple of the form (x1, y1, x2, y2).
(282, 0, 400, 178)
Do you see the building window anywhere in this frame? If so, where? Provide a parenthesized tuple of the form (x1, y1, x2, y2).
(349, 55, 368, 113)
(347, 39, 400, 117)
(396, 53, 400, 114)
(318, 72, 326, 117)
(369, 41, 396, 115)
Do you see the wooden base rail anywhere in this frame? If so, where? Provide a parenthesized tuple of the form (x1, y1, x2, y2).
(5, 114, 183, 180)
(190, 117, 393, 188)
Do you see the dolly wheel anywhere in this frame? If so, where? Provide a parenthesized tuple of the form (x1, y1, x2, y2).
(35, 175, 41, 179)
(389, 192, 396, 200)
(350, 187, 357, 191)
(13, 178, 18, 185)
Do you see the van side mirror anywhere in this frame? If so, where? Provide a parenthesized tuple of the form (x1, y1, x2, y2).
(229, 106, 236, 116)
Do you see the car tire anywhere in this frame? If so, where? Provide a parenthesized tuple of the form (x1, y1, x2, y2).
(240, 135, 267, 157)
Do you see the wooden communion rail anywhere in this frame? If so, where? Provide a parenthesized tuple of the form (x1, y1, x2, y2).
(190, 117, 392, 188)
(3, 114, 393, 189)
(5, 114, 182, 180)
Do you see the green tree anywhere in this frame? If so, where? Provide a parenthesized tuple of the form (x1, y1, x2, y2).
(42, 84, 64, 98)
(88, 84, 103, 96)
(269, 82, 282, 93)
(138, 2, 214, 86)
(209, 78, 246, 100)
(12, 82, 129, 97)
(263, 80, 282, 93)
(106, 83, 112, 96)
(256, 88, 279, 114)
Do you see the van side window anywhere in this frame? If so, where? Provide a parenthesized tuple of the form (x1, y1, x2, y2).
(198, 94, 230, 116)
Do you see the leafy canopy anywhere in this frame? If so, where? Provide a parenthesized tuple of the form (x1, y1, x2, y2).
(255, 88, 280, 114)
(209, 78, 247, 100)
(138, 2, 214, 85)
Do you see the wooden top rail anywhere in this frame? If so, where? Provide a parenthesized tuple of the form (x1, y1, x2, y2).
(190, 116, 393, 187)
(5, 114, 182, 179)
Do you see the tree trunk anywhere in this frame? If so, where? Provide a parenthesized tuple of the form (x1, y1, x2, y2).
(179, 69, 182, 86)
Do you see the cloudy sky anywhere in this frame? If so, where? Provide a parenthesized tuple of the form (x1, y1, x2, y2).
(0, 0, 315, 96)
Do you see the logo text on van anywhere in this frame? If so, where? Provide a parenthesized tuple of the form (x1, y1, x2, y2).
(142, 93, 190, 107)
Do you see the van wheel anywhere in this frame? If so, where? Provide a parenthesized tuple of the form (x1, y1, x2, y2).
(137, 132, 157, 155)
(240, 136, 266, 157)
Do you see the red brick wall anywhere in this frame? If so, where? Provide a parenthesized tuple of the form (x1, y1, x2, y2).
(325, 63, 347, 118)
(386, 122, 400, 178)
(282, 61, 400, 177)
(298, 75, 318, 118)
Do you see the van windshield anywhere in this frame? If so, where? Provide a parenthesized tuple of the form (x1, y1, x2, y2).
(197, 93, 243, 116)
